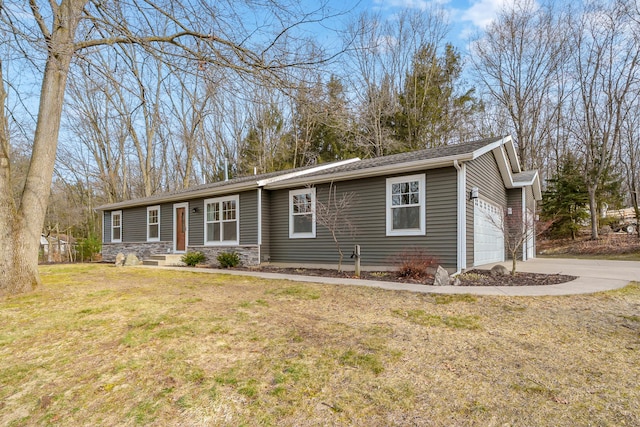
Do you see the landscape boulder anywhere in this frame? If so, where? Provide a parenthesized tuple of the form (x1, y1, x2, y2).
(124, 253, 141, 266)
(490, 264, 510, 276)
(115, 253, 125, 267)
(432, 265, 450, 286)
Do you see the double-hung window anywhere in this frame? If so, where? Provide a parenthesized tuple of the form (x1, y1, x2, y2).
(289, 188, 316, 238)
(147, 205, 160, 241)
(111, 210, 122, 243)
(204, 195, 239, 245)
(386, 174, 425, 236)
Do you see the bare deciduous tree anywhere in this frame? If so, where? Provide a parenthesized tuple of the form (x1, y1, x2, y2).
(619, 99, 640, 238)
(570, 1, 640, 240)
(345, 8, 451, 157)
(315, 183, 356, 272)
(0, 0, 344, 295)
(469, 0, 568, 171)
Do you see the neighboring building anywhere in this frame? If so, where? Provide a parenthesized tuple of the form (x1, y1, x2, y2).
(96, 136, 541, 273)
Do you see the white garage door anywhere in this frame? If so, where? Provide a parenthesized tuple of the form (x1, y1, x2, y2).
(474, 199, 505, 266)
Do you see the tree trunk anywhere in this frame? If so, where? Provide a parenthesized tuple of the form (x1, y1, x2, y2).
(587, 185, 599, 240)
(0, 1, 80, 295)
(0, 63, 40, 295)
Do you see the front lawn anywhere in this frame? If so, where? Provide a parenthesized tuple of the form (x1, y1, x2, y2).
(1, 265, 639, 426)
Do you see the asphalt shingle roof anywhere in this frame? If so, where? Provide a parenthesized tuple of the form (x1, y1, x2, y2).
(297, 136, 504, 179)
(96, 136, 511, 210)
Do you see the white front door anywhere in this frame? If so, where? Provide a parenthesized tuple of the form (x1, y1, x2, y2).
(474, 199, 505, 266)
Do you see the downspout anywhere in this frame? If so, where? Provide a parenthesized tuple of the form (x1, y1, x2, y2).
(257, 188, 262, 264)
(522, 187, 527, 261)
(453, 160, 467, 275)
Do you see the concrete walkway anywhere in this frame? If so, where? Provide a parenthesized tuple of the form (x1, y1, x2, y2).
(152, 257, 639, 296)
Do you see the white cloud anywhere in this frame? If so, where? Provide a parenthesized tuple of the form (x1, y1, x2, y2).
(373, 0, 451, 11)
(460, 0, 510, 28)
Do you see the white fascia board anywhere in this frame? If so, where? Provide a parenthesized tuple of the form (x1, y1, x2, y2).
(95, 181, 258, 211)
(512, 172, 542, 200)
(470, 136, 509, 160)
(471, 135, 521, 175)
(493, 146, 543, 201)
(256, 158, 361, 187)
(263, 155, 474, 190)
(493, 145, 515, 189)
(529, 173, 543, 200)
(503, 136, 522, 173)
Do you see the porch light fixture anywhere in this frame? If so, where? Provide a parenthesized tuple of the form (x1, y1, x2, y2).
(191, 207, 200, 214)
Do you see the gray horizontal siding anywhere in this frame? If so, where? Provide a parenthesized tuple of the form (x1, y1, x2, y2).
(240, 190, 258, 246)
(507, 188, 522, 210)
(106, 189, 259, 249)
(103, 211, 112, 243)
(267, 167, 458, 270)
(261, 190, 271, 262)
(105, 204, 172, 245)
(426, 168, 458, 268)
(188, 199, 204, 245)
(122, 206, 146, 242)
(160, 203, 173, 242)
(466, 151, 508, 267)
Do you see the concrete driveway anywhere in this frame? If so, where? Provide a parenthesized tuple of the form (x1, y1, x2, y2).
(474, 257, 639, 296)
(156, 257, 638, 297)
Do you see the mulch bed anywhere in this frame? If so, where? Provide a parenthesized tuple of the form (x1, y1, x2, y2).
(236, 266, 577, 287)
(456, 269, 577, 287)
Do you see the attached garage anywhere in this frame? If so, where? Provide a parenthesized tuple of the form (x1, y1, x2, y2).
(473, 198, 505, 266)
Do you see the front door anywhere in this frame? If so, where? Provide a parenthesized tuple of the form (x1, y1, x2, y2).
(176, 206, 186, 252)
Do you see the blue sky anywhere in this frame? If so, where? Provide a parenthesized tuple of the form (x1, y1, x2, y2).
(325, 0, 512, 47)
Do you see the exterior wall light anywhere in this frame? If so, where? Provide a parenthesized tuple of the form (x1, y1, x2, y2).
(470, 187, 479, 200)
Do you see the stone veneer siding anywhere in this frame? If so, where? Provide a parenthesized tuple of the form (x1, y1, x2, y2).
(102, 242, 260, 267)
(189, 245, 260, 267)
(102, 241, 173, 262)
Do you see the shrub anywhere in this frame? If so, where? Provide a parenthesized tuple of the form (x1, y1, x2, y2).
(217, 251, 240, 268)
(393, 248, 439, 281)
(182, 251, 206, 266)
(77, 233, 102, 261)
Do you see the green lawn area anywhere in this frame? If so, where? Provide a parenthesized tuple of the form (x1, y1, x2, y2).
(1, 264, 639, 426)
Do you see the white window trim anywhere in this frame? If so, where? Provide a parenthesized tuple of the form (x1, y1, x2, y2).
(289, 188, 316, 239)
(204, 195, 240, 246)
(147, 205, 161, 242)
(111, 210, 122, 243)
(386, 174, 426, 236)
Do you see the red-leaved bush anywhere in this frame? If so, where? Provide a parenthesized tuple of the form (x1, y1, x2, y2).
(393, 248, 439, 281)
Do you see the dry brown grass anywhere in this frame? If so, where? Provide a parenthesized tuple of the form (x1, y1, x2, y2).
(539, 234, 640, 260)
(1, 264, 639, 426)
